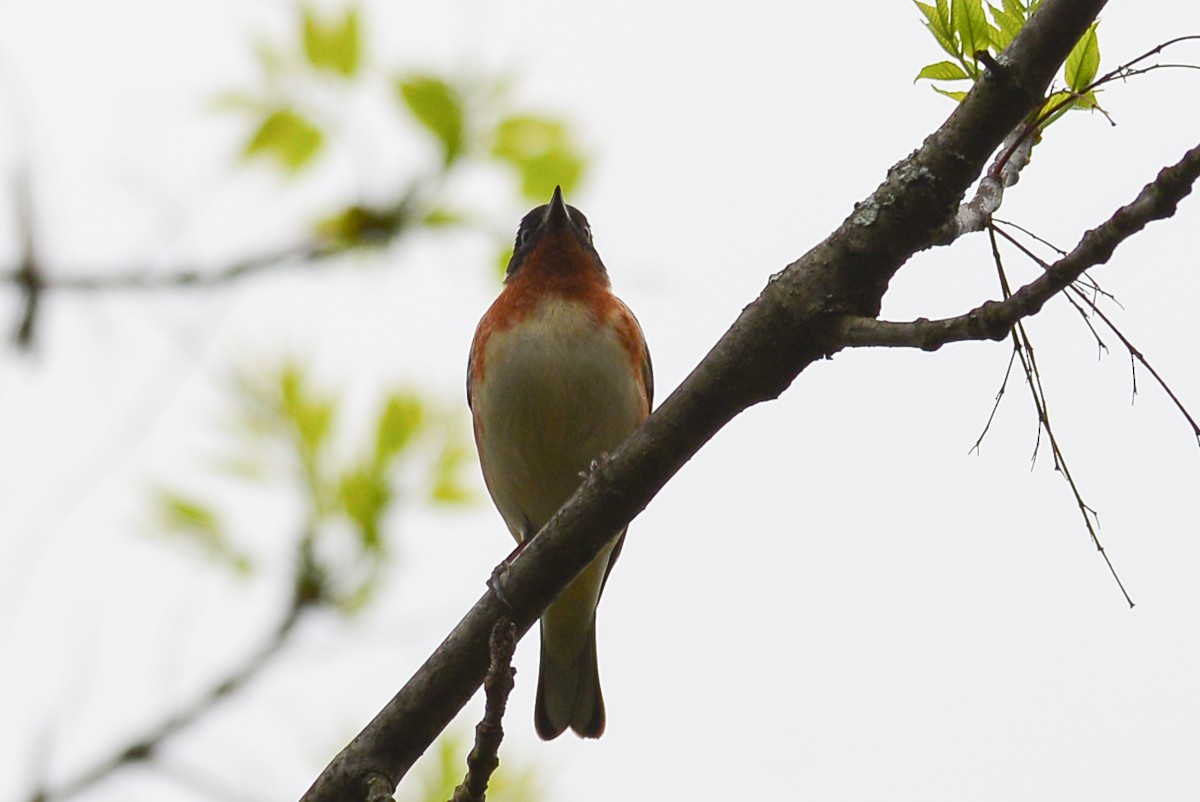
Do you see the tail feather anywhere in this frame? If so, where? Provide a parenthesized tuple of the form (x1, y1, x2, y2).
(534, 619, 605, 739)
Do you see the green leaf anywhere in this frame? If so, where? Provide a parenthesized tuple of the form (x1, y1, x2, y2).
(244, 108, 323, 172)
(914, 1, 958, 57)
(915, 0, 958, 58)
(952, 0, 990, 61)
(303, 5, 361, 77)
(1072, 89, 1103, 112)
(1064, 22, 1100, 93)
(375, 392, 424, 467)
(338, 466, 391, 552)
(1002, 0, 1029, 22)
(989, 2, 1025, 49)
(915, 60, 971, 82)
(1038, 90, 1076, 127)
(397, 75, 466, 165)
(933, 86, 971, 103)
(936, 0, 952, 29)
(490, 115, 585, 201)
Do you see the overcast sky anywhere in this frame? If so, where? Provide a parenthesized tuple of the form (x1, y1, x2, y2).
(3, 2, 1200, 801)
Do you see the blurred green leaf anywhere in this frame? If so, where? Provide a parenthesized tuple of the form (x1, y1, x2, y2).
(338, 466, 391, 552)
(1065, 22, 1100, 93)
(153, 490, 253, 574)
(210, 90, 269, 114)
(244, 108, 324, 171)
(376, 393, 425, 467)
(421, 207, 468, 228)
(315, 203, 407, 249)
(430, 437, 474, 505)
(303, 5, 361, 77)
(279, 364, 335, 459)
(397, 75, 466, 165)
(915, 60, 971, 82)
(491, 115, 584, 201)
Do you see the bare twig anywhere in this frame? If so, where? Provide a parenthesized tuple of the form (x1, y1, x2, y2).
(450, 619, 517, 802)
(1068, 286, 1200, 445)
(990, 228, 1133, 606)
(970, 344, 1020, 454)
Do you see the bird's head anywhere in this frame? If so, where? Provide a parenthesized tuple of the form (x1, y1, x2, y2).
(504, 186, 606, 282)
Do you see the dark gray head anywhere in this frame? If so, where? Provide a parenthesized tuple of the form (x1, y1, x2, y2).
(504, 185, 599, 279)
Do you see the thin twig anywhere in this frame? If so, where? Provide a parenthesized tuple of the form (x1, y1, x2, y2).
(970, 344, 1020, 455)
(29, 576, 315, 802)
(991, 219, 1200, 446)
(450, 619, 517, 802)
(987, 229, 1134, 607)
(1067, 286, 1200, 446)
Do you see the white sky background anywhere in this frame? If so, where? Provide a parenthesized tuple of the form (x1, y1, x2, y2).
(2, 1, 1200, 800)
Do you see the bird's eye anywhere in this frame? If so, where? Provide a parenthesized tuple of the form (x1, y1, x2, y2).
(581, 224, 593, 244)
(517, 226, 533, 247)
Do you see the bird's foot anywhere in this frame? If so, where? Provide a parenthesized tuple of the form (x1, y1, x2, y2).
(578, 452, 611, 480)
(487, 539, 528, 611)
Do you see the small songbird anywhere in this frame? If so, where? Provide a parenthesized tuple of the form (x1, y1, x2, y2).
(467, 186, 653, 739)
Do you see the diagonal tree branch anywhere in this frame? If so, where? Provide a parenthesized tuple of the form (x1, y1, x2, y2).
(298, 1, 1113, 799)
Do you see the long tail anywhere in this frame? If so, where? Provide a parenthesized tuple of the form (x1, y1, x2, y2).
(534, 618, 605, 739)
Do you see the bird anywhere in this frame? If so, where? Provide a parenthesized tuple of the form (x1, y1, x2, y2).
(467, 186, 653, 739)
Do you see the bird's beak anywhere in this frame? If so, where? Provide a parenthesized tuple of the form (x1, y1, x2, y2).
(546, 185, 570, 230)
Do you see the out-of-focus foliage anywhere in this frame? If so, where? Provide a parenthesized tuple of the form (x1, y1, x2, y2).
(50, 2, 588, 797)
(220, 0, 587, 252)
(244, 107, 325, 171)
(154, 363, 475, 613)
(913, 0, 1103, 119)
(303, 4, 362, 78)
(398, 75, 467, 166)
(491, 115, 585, 202)
(151, 489, 254, 574)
